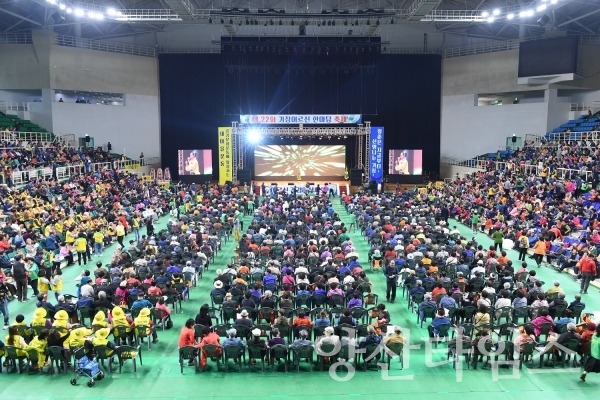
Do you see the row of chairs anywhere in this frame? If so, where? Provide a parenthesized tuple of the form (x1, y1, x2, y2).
(179, 342, 404, 374)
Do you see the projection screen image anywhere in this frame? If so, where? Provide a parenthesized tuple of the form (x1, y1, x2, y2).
(254, 145, 346, 177)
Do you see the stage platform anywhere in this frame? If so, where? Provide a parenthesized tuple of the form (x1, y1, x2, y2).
(248, 180, 350, 196)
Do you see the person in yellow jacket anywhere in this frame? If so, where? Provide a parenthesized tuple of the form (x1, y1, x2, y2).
(116, 221, 126, 247)
(92, 310, 111, 332)
(25, 329, 49, 367)
(66, 326, 92, 349)
(91, 328, 116, 356)
(5, 325, 27, 357)
(75, 233, 88, 266)
(65, 227, 75, 244)
(133, 308, 159, 344)
(132, 216, 141, 242)
(50, 267, 63, 302)
(31, 308, 52, 329)
(52, 310, 72, 330)
(110, 306, 134, 344)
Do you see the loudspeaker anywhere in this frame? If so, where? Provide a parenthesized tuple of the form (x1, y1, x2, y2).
(51, 12, 65, 24)
(511, 136, 517, 143)
(350, 169, 362, 186)
(537, 14, 550, 27)
(237, 169, 251, 185)
(85, 135, 90, 143)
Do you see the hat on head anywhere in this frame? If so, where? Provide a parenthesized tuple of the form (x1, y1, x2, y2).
(477, 260, 483, 265)
(140, 308, 150, 317)
(587, 322, 597, 331)
(120, 281, 127, 287)
(252, 328, 261, 336)
(186, 261, 192, 266)
(214, 281, 223, 289)
(240, 310, 249, 317)
(58, 295, 65, 302)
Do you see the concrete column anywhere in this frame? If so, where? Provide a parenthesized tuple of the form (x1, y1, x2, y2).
(74, 23, 82, 38)
(545, 88, 570, 134)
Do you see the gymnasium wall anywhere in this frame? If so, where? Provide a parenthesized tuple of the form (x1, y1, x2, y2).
(0, 29, 160, 157)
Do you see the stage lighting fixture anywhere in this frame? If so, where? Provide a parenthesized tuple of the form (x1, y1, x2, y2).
(248, 129, 261, 143)
(367, 20, 370, 25)
(344, 20, 348, 25)
(550, 0, 557, 3)
(391, 18, 395, 24)
(291, 20, 294, 25)
(376, 18, 380, 25)
(279, 19, 282, 25)
(208, 17, 212, 23)
(537, 4, 546, 11)
(493, 9, 500, 16)
(507, 13, 514, 19)
(229, 18, 233, 24)
(245, 18, 249, 25)
(221, 18, 224, 23)
(481, 11, 489, 17)
(332, 20, 335, 26)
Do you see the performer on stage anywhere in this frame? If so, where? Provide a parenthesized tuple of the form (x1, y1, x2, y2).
(394, 151, 409, 175)
(184, 151, 200, 175)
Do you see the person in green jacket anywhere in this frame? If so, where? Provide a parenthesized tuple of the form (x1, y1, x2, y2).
(581, 324, 600, 382)
(471, 212, 479, 235)
(492, 228, 504, 252)
(25, 257, 39, 297)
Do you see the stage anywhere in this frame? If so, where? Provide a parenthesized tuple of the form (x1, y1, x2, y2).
(247, 180, 350, 196)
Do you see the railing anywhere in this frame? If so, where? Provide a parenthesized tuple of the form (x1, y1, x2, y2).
(54, 34, 156, 58)
(141, 157, 160, 166)
(441, 157, 594, 182)
(579, 35, 600, 45)
(157, 46, 221, 54)
(571, 102, 600, 113)
(7, 157, 160, 188)
(0, 33, 33, 45)
(383, 45, 442, 54)
(0, 101, 28, 112)
(0, 131, 55, 143)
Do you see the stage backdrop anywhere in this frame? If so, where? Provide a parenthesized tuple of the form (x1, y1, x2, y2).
(159, 45, 441, 181)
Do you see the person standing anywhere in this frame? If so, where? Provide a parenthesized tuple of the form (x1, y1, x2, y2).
(384, 260, 399, 303)
(579, 251, 597, 295)
(492, 228, 504, 252)
(581, 324, 600, 382)
(93, 228, 104, 257)
(132, 215, 140, 242)
(517, 230, 529, 261)
(12, 255, 28, 302)
(116, 221, 125, 247)
(471, 211, 479, 235)
(0, 279, 11, 328)
(532, 237, 547, 268)
(75, 233, 88, 266)
(25, 257, 39, 297)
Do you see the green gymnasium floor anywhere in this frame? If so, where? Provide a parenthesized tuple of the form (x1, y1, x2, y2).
(1, 199, 600, 400)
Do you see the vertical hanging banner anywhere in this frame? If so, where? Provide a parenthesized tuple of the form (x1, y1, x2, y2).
(218, 127, 233, 185)
(370, 126, 384, 183)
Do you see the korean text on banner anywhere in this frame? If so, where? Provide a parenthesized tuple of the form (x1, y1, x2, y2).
(370, 127, 384, 183)
(218, 127, 233, 185)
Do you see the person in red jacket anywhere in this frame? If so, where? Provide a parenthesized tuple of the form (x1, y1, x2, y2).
(579, 251, 597, 294)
